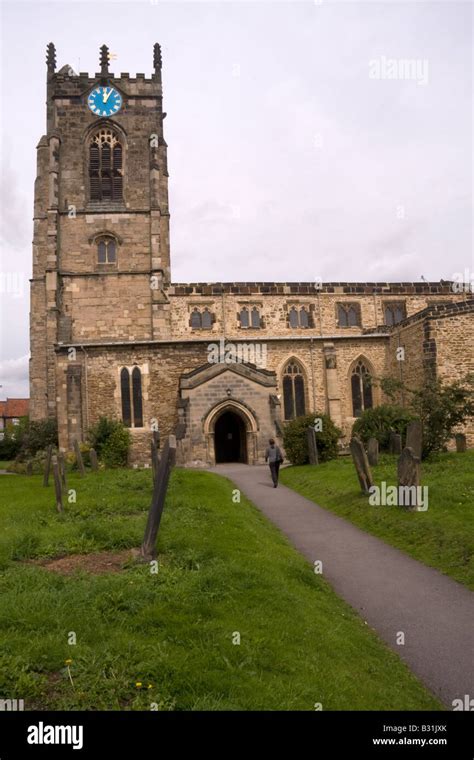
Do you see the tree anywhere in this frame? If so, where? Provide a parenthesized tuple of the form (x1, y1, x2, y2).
(381, 374, 474, 457)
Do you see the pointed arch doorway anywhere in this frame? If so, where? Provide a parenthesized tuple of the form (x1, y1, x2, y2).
(214, 410, 247, 463)
(203, 400, 258, 465)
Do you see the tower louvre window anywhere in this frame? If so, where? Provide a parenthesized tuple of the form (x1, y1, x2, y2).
(89, 129, 123, 202)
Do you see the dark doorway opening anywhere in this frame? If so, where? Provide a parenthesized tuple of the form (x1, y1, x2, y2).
(214, 411, 247, 463)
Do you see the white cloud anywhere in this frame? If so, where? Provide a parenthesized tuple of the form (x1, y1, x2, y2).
(0, 355, 29, 399)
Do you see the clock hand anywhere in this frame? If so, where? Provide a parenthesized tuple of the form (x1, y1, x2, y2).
(102, 88, 113, 104)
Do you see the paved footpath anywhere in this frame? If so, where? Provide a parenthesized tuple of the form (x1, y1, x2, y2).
(211, 463, 474, 707)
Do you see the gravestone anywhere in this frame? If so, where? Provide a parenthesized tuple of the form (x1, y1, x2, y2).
(52, 455, 63, 513)
(58, 452, 67, 488)
(43, 444, 53, 487)
(73, 440, 85, 476)
(306, 426, 319, 465)
(350, 436, 374, 494)
(151, 438, 159, 482)
(406, 421, 423, 459)
(367, 437, 379, 466)
(397, 446, 421, 511)
(26, 460, 33, 476)
(455, 433, 467, 453)
(89, 448, 98, 471)
(389, 432, 402, 455)
(141, 435, 177, 560)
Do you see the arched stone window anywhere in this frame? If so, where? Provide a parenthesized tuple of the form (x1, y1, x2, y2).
(89, 128, 123, 202)
(338, 303, 360, 327)
(251, 307, 261, 328)
(351, 360, 373, 417)
(97, 236, 116, 263)
(239, 307, 249, 328)
(120, 368, 131, 427)
(282, 360, 306, 420)
(289, 307, 299, 328)
(120, 366, 143, 427)
(299, 307, 309, 328)
(384, 302, 406, 326)
(190, 308, 213, 330)
(190, 309, 201, 329)
(201, 309, 213, 329)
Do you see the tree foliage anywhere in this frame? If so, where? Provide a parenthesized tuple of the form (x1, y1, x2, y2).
(283, 413, 341, 465)
(381, 374, 474, 457)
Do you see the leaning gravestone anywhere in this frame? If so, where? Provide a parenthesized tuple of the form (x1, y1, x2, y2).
(367, 437, 379, 466)
(306, 426, 319, 465)
(389, 432, 402, 455)
(350, 436, 374, 494)
(405, 421, 423, 460)
(397, 446, 421, 511)
(455, 433, 467, 453)
(89, 448, 98, 471)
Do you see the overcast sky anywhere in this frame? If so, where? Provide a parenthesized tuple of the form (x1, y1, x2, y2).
(0, 0, 472, 398)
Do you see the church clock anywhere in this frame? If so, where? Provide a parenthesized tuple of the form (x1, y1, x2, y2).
(88, 86, 122, 117)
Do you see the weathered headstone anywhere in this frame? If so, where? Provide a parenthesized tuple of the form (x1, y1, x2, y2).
(151, 438, 159, 482)
(306, 426, 319, 465)
(141, 435, 177, 560)
(350, 436, 374, 494)
(52, 455, 63, 513)
(43, 444, 53, 487)
(455, 433, 467, 453)
(26, 460, 33, 476)
(58, 452, 67, 488)
(397, 447, 421, 511)
(89, 448, 98, 471)
(389, 432, 402, 455)
(405, 421, 423, 460)
(73, 440, 85, 477)
(367, 437, 379, 466)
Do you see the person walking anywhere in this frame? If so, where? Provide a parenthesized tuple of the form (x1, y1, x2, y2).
(265, 438, 283, 488)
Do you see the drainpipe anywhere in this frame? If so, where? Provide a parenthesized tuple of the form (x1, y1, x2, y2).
(309, 337, 316, 412)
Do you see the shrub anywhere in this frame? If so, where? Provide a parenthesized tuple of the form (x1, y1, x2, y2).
(69, 442, 91, 470)
(19, 418, 58, 459)
(351, 405, 416, 451)
(0, 419, 27, 460)
(89, 417, 130, 468)
(283, 413, 341, 466)
(7, 449, 54, 475)
(381, 374, 474, 457)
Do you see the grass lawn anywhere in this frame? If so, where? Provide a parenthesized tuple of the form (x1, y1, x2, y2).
(281, 451, 474, 590)
(0, 467, 440, 711)
(0, 461, 12, 470)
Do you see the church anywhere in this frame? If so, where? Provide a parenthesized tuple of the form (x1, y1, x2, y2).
(29, 44, 474, 465)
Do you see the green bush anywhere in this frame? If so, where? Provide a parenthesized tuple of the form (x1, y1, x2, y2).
(283, 413, 341, 466)
(7, 449, 53, 474)
(381, 374, 474, 458)
(19, 418, 58, 459)
(0, 417, 29, 460)
(89, 417, 130, 467)
(351, 405, 416, 451)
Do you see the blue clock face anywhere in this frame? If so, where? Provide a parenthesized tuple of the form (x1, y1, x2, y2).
(88, 86, 122, 117)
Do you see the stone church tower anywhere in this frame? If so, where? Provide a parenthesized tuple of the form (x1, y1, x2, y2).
(30, 44, 474, 464)
(30, 43, 172, 451)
